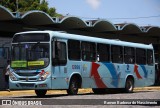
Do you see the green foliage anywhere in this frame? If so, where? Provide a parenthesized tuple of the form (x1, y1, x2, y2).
(0, 0, 62, 17)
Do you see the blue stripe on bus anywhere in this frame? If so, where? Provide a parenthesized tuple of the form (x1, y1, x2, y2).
(140, 65, 148, 78)
(102, 63, 119, 87)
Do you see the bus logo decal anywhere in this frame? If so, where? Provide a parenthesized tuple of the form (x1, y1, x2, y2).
(83, 64, 87, 72)
(90, 62, 107, 88)
(26, 77, 29, 81)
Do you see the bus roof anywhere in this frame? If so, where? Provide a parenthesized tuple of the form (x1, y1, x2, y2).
(14, 30, 153, 49)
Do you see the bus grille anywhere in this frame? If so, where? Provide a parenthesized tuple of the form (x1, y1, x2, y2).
(16, 72, 39, 76)
(19, 78, 37, 81)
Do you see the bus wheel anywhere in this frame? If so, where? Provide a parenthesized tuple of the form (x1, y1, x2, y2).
(67, 77, 78, 95)
(125, 78, 134, 93)
(92, 88, 107, 94)
(35, 90, 47, 97)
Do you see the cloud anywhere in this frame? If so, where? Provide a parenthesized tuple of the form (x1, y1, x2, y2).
(86, 0, 101, 10)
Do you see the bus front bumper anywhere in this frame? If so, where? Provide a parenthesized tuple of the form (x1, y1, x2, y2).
(9, 78, 51, 90)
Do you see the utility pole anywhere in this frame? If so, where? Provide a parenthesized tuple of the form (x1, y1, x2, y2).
(16, 0, 20, 18)
(16, 0, 18, 12)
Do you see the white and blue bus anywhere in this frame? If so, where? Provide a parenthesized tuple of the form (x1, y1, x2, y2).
(9, 31, 155, 97)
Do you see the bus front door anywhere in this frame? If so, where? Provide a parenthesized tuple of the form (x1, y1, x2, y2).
(51, 39, 68, 89)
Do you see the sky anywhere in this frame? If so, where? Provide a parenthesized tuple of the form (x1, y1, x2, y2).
(47, 0, 160, 27)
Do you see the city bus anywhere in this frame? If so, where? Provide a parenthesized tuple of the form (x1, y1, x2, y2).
(9, 30, 155, 97)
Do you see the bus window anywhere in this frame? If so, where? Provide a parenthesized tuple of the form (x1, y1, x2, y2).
(68, 40, 81, 60)
(97, 43, 110, 62)
(124, 47, 135, 64)
(13, 33, 50, 42)
(53, 41, 67, 65)
(147, 50, 153, 65)
(111, 45, 123, 63)
(136, 48, 146, 65)
(81, 42, 96, 61)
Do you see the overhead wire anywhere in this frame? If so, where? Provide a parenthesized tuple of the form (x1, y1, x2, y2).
(78, 15, 160, 20)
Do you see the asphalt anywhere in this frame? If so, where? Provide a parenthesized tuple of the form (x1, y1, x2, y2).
(0, 86, 160, 97)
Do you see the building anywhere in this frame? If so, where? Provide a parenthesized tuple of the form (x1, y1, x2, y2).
(0, 5, 160, 89)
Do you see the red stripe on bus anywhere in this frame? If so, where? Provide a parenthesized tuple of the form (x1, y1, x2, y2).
(90, 62, 107, 88)
(134, 64, 142, 79)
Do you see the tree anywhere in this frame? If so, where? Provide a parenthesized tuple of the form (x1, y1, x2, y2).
(0, 0, 62, 17)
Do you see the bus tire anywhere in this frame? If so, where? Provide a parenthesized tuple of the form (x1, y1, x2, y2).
(92, 88, 107, 94)
(35, 90, 47, 97)
(125, 77, 134, 93)
(67, 76, 79, 95)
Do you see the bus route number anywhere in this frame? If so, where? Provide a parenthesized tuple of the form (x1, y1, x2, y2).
(72, 65, 80, 70)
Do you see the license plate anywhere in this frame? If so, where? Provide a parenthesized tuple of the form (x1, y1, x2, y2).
(19, 83, 34, 88)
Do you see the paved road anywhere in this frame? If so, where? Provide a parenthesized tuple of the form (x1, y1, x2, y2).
(0, 90, 160, 108)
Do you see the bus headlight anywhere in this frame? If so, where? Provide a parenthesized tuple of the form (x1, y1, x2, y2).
(9, 72, 17, 81)
(38, 70, 49, 81)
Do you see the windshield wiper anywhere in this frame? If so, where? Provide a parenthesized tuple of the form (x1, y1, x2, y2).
(31, 42, 40, 50)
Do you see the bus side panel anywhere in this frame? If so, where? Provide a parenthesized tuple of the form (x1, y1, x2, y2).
(51, 65, 69, 89)
(99, 63, 125, 88)
(81, 62, 127, 89)
(83, 62, 155, 89)
(133, 65, 155, 87)
(144, 65, 155, 86)
(67, 61, 82, 84)
(81, 62, 125, 88)
(81, 62, 94, 88)
(99, 63, 130, 88)
(51, 61, 83, 89)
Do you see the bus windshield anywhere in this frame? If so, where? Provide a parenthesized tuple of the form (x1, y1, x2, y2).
(11, 43, 49, 69)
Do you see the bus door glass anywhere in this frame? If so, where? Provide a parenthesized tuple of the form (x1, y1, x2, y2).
(81, 42, 96, 78)
(52, 39, 67, 86)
